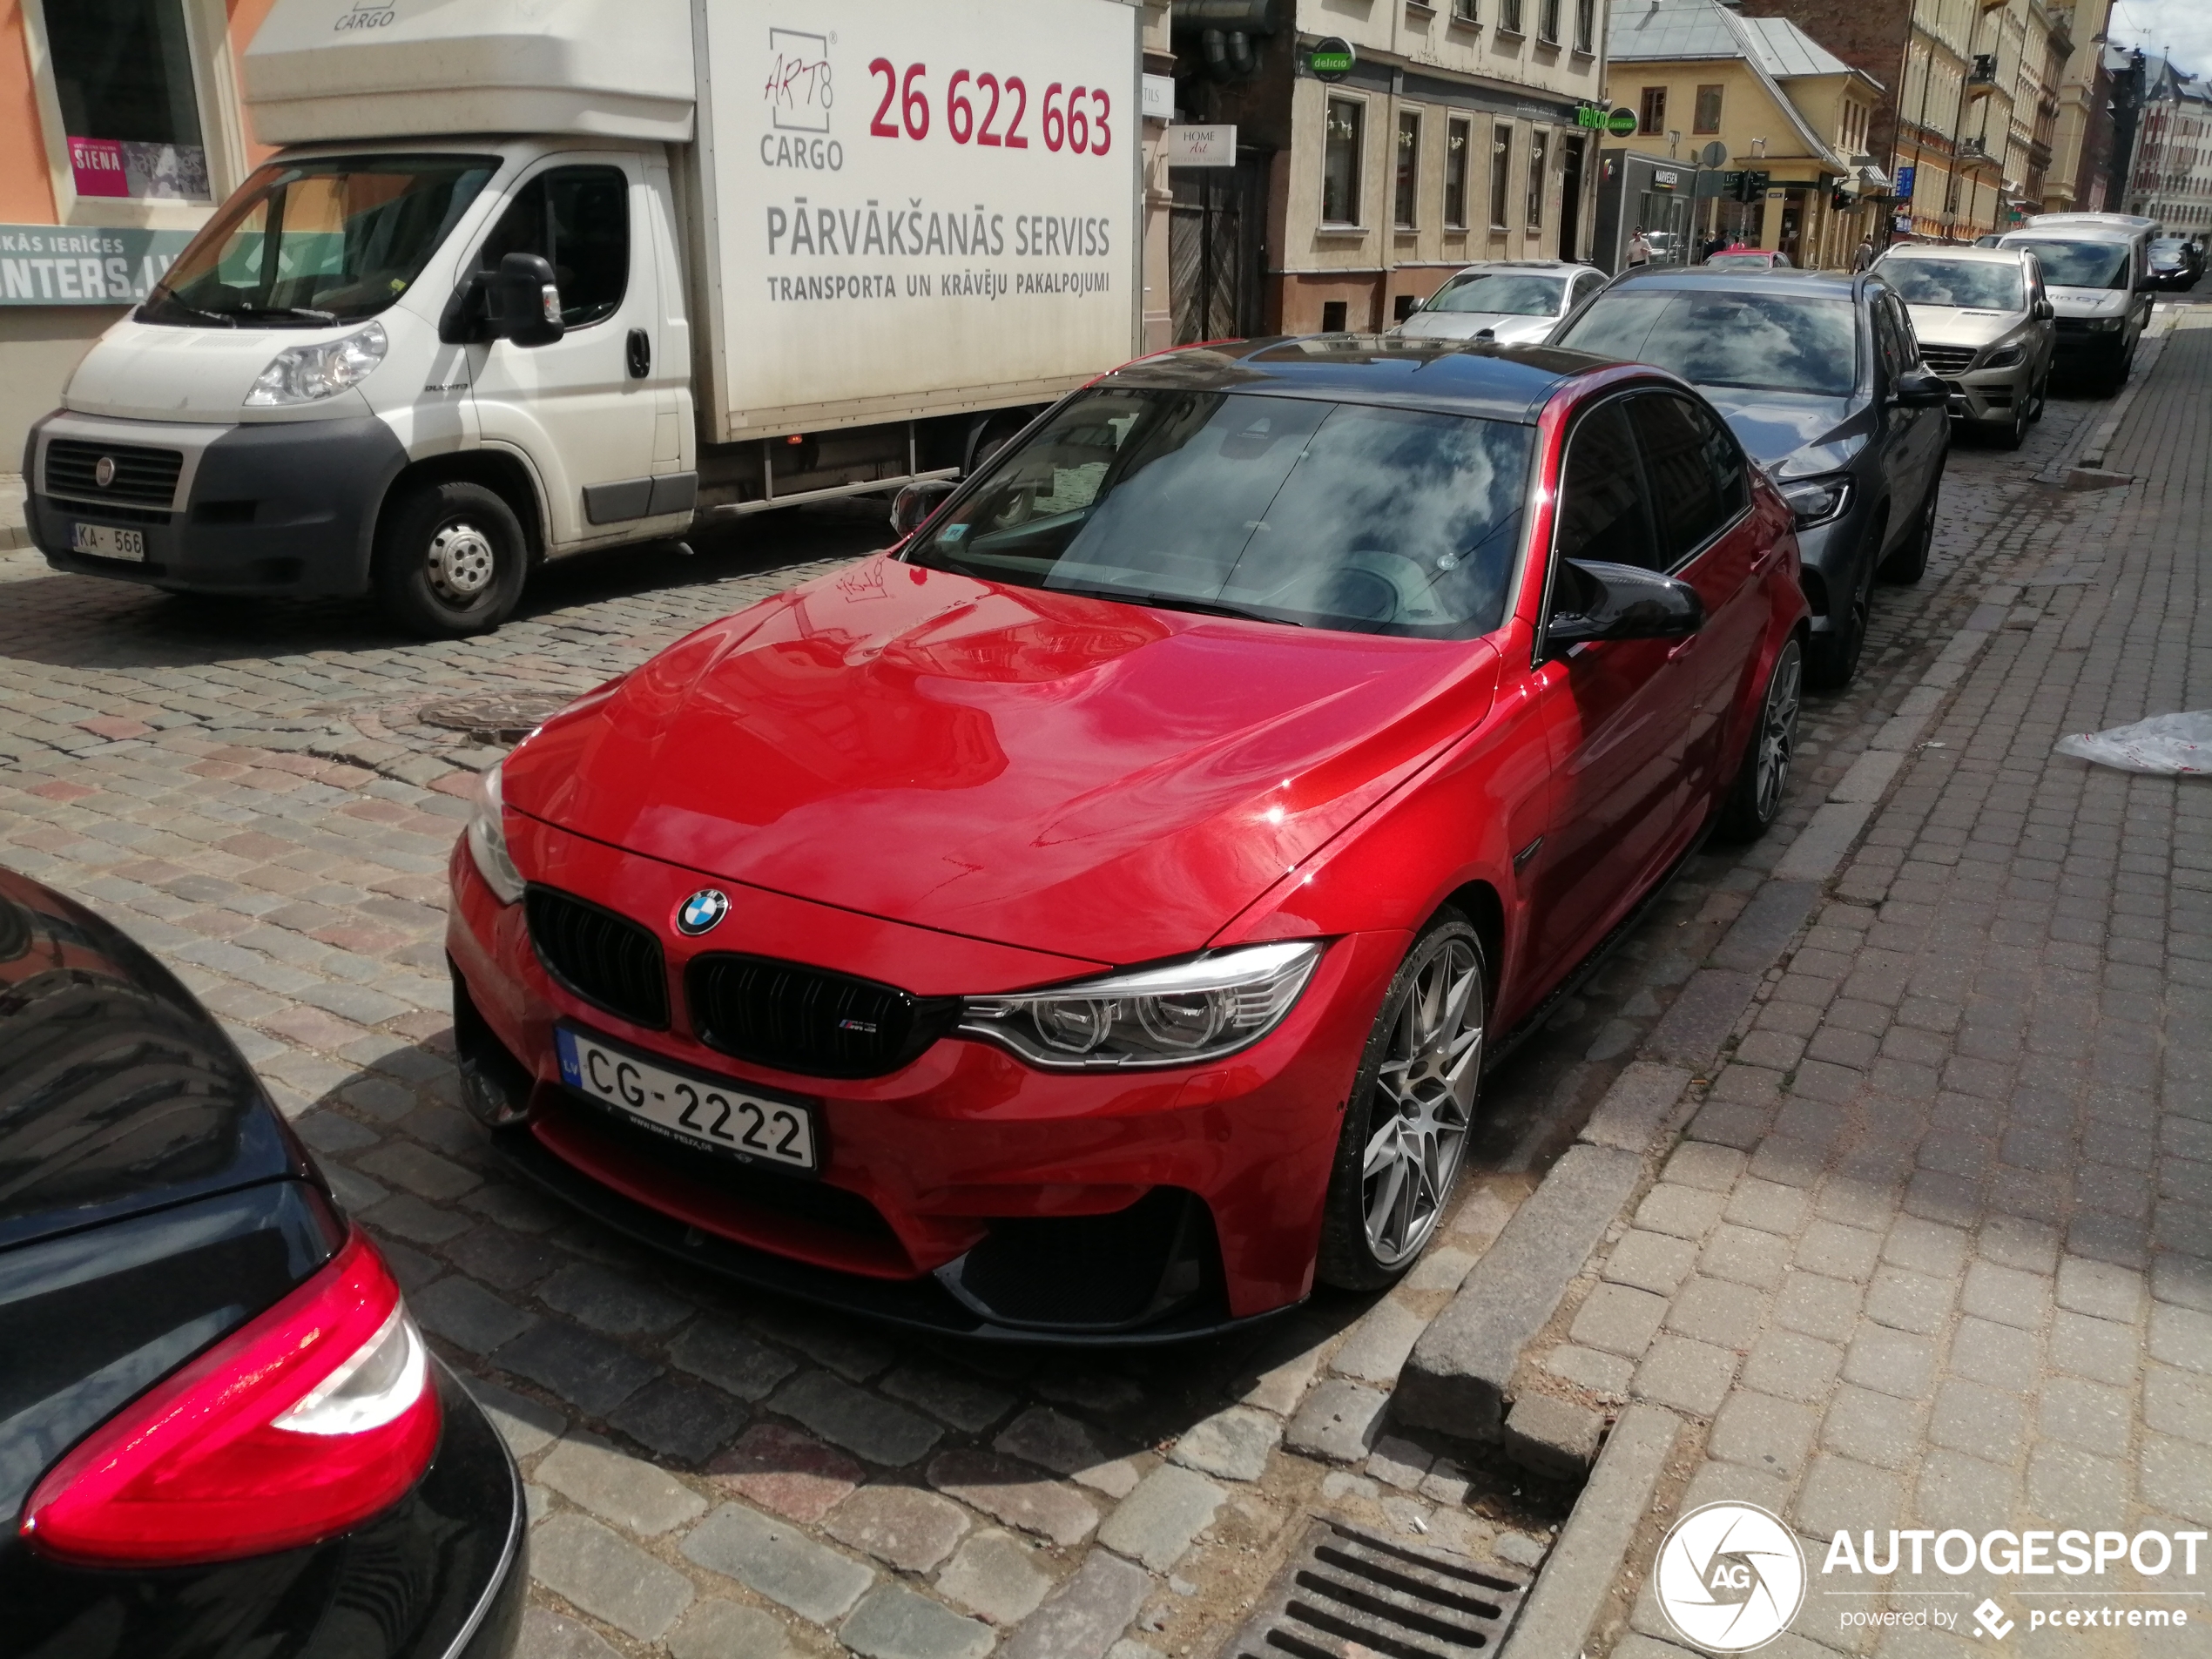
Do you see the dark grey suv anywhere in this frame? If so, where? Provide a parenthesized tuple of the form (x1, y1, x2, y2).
(1549, 268, 1950, 687)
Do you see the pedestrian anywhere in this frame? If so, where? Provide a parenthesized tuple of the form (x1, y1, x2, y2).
(1628, 226, 1653, 267)
(1852, 235, 1876, 272)
(1702, 233, 1729, 262)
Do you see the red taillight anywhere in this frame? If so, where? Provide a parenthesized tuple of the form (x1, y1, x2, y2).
(21, 1231, 441, 1566)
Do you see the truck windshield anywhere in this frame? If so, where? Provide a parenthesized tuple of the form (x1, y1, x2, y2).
(2004, 239, 2129, 290)
(139, 155, 497, 328)
(905, 388, 1533, 638)
(1881, 259, 2025, 310)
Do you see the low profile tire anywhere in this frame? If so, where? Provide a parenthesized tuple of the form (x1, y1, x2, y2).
(1879, 472, 1939, 585)
(2027, 366, 2050, 424)
(1316, 914, 1486, 1291)
(1999, 390, 2030, 449)
(1715, 637, 1802, 843)
(372, 481, 527, 639)
(1806, 507, 1879, 690)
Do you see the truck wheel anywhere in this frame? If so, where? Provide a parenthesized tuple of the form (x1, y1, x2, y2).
(373, 481, 527, 638)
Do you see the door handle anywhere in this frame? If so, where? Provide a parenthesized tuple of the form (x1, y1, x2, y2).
(626, 329, 651, 379)
(1667, 636, 1698, 661)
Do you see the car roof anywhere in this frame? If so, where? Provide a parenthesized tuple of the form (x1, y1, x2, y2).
(1879, 243, 2033, 266)
(1098, 335, 1640, 423)
(1440, 260, 1591, 274)
(1598, 266, 1870, 300)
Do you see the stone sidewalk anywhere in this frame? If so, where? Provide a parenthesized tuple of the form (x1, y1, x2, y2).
(1576, 323, 2212, 1656)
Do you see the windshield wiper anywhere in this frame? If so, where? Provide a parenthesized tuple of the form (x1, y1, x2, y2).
(144, 290, 237, 327)
(1049, 583, 1304, 626)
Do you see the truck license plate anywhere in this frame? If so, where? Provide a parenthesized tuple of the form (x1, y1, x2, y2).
(71, 523, 145, 561)
(555, 1026, 819, 1172)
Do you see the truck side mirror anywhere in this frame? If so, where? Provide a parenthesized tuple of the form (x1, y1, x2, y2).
(496, 253, 565, 347)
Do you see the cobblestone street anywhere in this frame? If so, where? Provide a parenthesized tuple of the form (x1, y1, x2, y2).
(0, 324, 2194, 1659)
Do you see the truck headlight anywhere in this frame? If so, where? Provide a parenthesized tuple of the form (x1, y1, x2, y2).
(2086, 316, 2123, 333)
(464, 762, 525, 905)
(243, 321, 388, 407)
(958, 941, 1323, 1069)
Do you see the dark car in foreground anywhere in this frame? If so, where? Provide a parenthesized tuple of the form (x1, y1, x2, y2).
(447, 336, 1809, 1342)
(0, 867, 523, 1656)
(1550, 267, 1950, 689)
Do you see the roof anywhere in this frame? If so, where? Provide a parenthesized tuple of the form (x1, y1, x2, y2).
(1608, 0, 1865, 83)
(1101, 337, 1633, 423)
(1734, 16, 1853, 79)
(1878, 244, 2038, 266)
(1605, 266, 1870, 300)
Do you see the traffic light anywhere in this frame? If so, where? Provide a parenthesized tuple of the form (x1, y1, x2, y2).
(1831, 186, 1852, 212)
(1737, 170, 1770, 203)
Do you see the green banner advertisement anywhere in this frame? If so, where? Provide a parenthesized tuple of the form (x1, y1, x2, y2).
(0, 223, 199, 307)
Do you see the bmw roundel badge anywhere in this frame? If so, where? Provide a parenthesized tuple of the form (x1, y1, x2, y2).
(675, 888, 729, 936)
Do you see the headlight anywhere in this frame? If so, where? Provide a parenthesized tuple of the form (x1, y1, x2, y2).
(243, 321, 388, 407)
(465, 761, 525, 905)
(957, 941, 1323, 1069)
(2086, 316, 2123, 333)
(1777, 474, 1853, 529)
(1982, 345, 2024, 369)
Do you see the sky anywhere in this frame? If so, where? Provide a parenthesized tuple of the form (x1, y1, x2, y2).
(2109, 0, 2212, 76)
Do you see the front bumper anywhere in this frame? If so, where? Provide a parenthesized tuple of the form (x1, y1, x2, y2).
(1940, 363, 2033, 427)
(2053, 320, 2128, 361)
(24, 409, 408, 597)
(445, 819, 1403, 1339)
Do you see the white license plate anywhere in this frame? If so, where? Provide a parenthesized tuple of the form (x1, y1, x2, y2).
(555, 1027, 818, 1172)
(71, 523, 145, 561)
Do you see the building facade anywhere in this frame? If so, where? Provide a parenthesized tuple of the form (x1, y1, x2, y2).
(2045, 0, 2113, 212)
(1602, 0, 1886, 269)
(2126, 54, 2212, 235)
(0, 0, 277, 466)
(1164, 0, 1609, 338)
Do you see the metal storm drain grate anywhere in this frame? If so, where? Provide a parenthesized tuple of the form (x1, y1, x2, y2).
(416, 691, 578, 743)
(1226, 1519, 1531, 1659)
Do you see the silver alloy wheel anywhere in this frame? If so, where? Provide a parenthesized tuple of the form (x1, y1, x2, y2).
(1754, 644, 1802, 822)
(1362, 936, 1482, 1265)
(427, 522, 496, 603)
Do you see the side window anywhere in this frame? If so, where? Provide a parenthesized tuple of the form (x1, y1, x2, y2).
(1628, 394, 1729, 563)
(1573, 271, 1604, 307)
(1871, 294, 1910, 385)
(1886, 294, 1923, 367)
(1554, 400, 1661, 575)
(478, 165, 630, 327)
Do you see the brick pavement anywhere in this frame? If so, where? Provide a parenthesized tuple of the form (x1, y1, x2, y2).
(1576, 322, 2212, 1657)
(0, 383, 2129, 1659)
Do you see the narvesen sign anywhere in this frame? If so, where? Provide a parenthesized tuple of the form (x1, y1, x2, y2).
(0, 225, 196, 306)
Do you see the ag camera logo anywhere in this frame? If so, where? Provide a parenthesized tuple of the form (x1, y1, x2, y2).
(1656, 1502, 1807, 1651)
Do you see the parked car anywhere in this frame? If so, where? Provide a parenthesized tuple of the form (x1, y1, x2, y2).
(1390, 261, 1608, 345)
(1703, 246, 1793, 273)
(1996, 214, 2157, 392)
(2148, 236, 2199, 289)
(447, 338, 1809, 1340)
(1874, 244, 2056, 448)
(0, 867, 523, 1656)
(1550, 267, 1950, 688)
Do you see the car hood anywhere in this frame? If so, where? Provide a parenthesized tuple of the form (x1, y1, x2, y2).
(2047, 285, 2128, 317)
(1393, 311, 1557, 343)
(1696, 387, 1866, 477)
(1903, 306, 2027, 349)
(506, 557, 1500, 965)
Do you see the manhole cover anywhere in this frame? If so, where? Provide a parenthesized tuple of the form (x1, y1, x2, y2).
(416, 691, 577, 743)
(1226, 1519, 1530, 1659)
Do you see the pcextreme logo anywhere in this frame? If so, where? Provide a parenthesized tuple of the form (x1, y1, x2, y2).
(1656, 1503, 1807, 1651)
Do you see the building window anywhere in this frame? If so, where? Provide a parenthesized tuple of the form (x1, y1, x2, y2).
(1575, 0, 1596, 51)
(42, 0, 211, 201)
(1452, 0, 1478, 22)
(1323, 97, 1364, 225)
(1445, 117, 1472, 226)
(1498, 0, 1524, 35)
(1395, 110, 1422, 227)
(1527, 129, 1548, 228)
(1490, 124, 1513, 228)
(1639, 86, 1668, 138)
(1694, 85, 1723, 134)
(1539, 0, 1561, 43)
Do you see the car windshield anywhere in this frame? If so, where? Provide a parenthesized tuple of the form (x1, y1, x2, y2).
(1424, 273, 1566, 315)
(1554, 289, 1858, 396)
(1881, 258, 2025, 310)
(2006, 239, 2129, 289)
(905, 388, 1534, 638)
(140, 155, 498, 327)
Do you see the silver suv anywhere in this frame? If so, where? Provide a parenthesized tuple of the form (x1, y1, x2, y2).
(1874, 244, 2055, 448)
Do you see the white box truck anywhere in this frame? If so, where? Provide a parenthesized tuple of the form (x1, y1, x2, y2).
(25, 0, 1143, 635)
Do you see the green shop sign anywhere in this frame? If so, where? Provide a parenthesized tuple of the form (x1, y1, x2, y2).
(0, 223, 198, 307)
(1606, 106, 1639, 137)
(1310, 37, 1356, 80)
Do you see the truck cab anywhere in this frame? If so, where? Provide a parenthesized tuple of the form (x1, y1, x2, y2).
(25, 0, 1141, 636)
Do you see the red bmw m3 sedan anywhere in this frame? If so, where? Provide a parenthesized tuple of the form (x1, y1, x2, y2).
(446, 337, 1809, 1340)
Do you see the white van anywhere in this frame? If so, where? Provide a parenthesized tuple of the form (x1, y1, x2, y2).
(24, 0, 1143, 636)
(1996, 213, 2157, 392)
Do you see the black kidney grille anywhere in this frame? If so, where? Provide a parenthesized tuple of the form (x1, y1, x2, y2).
(525, 887, 669, 1029)
(687, 954, 953, 1078)
(45, 440, 184, 509)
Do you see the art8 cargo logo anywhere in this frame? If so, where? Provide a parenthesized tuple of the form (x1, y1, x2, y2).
(1656, 1502, 1808, 1651)
(766, 30, 833, 132)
